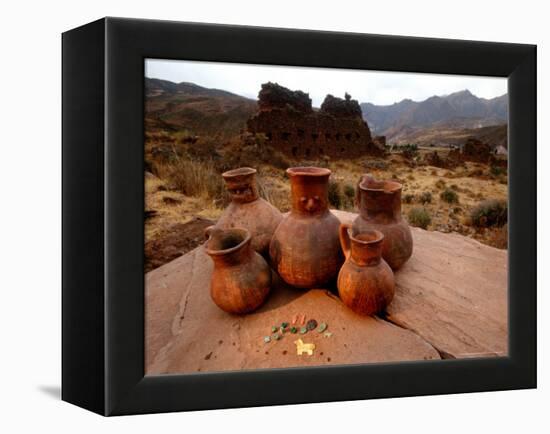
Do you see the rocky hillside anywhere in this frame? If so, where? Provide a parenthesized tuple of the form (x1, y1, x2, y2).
(388, 123, 508, 148)
(361, 90, 508, 140)
(145, 78, 257, 139)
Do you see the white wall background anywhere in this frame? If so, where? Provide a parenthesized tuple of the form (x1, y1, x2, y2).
(0, 0, 546, 432)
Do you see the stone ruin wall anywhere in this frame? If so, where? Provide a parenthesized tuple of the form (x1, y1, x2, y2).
(246, 83, 385, 159)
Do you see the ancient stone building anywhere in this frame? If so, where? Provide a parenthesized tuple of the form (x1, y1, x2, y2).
(246, 83, 385, 159)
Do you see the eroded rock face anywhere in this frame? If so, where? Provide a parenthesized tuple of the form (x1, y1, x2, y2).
(449, 138, 494, 164)
(247, 83, 384, 160)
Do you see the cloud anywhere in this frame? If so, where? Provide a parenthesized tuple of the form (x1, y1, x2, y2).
(145, 59, 507, 106)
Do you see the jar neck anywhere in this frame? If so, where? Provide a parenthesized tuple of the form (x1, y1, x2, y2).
(350, 240, 383, 266)
(357, 187, 402, 222)
(209, 241, 252, 266)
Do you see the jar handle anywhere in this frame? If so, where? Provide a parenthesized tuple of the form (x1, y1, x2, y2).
(339, 223, 352, 260)
(204, 225, 223, 241)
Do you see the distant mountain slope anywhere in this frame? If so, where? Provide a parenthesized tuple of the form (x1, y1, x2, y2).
(145, 77, 257, 138)
(388, 124, 508, 148)
(361, 90, 508, 140)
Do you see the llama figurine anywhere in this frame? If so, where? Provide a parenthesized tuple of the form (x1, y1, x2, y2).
(294, 339, 315, 356)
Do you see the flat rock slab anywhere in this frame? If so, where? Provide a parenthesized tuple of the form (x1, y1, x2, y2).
(333, 210, 508, 359)
(146, 249, 440, 375)
(145, 211, 507, 375)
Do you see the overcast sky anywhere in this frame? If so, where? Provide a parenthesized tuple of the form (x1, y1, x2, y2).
(145, 58, 507, 107)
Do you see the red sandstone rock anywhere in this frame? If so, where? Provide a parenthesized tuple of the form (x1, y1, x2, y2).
(145, 210, 507, 374)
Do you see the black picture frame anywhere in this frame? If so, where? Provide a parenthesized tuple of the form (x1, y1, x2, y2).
(62, 17, 536, 416)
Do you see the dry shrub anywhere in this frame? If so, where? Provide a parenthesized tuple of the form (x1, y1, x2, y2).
(408, 207, 432, 229)
(435, 179, 446, 189)
(154, 157, 226, 203)
(485, 224, 508, 249)
(470, 199, 507, 228)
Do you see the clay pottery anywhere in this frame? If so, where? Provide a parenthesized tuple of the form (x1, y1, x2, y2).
(269, 167, 343, 288)
(352, 174, 413, 270)
(205, 226, 271, 314)
(215, 167, 283, 256)
(337, 224, 395, 316)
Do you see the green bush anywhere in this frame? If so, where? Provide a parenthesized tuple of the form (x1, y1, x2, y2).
(470, 199, 507, 227)
(408, 207, 432, 229)
(344, 184, 355, 200)
(328, 180, 342, 209)
(440, 188, 459, 204)
(403, 193, 415, 204)
(419, 191, 432, 204)
(490, 165, 506, 177)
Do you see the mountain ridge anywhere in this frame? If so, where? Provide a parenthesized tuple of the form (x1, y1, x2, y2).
(361, 89, 508, 138)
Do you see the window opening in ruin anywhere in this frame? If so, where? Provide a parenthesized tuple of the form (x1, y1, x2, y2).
(292, 146, 298, 157)
(335, 133, 341, 141)
(355, 132, 360, 139)
(319, 148, 324, 155)
(345, 133, 352, 141)
(305, 148, 311, 157)
(266, 132, 272, 140)
(297, 129, 305, 138)
(340, 147, 345, 153)
(325, 133, 331, 140)
(281, 132, 291, 141)
(312, 133, 319, 141)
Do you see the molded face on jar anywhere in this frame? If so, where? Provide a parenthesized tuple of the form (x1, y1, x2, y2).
(287, 167, 331, 216)
(222, 167, 259, 203)
(217, 167, 283, 255)
(269, 166, 343, 288)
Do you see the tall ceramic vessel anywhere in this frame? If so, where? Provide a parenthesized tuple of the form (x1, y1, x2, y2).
(269, 167, 343, 288)
(205, 226, 271, 314)
(337, 224, 395, 316)
(215, 167, 283, 256)
(352, 174, 413, 270)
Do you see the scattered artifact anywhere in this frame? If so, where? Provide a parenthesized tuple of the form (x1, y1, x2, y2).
(299, 327, 308, 334)
(215, 167, 283, 255)
(271, 326, 278, 333)
(205, 226, 271, 314)
(323, 332, 333, 338)
(290, 327, 298, 334)
(318, 323, 328, 333)
(306, 319, 318, 331)
(337, 225, 395, 315)
(264, 336, 271, 343)
(270, 167, 344, 288)
(294, 339, 316, 356)
(353, 174, 413, 269)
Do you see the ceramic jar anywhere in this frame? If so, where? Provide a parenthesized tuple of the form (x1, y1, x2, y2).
(215, 167, 283, 256)
(205, 226, 271, 314)
(337, 224, 395, 316)
(269, 167, 343, 288)
(352, 174, 413, 270)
